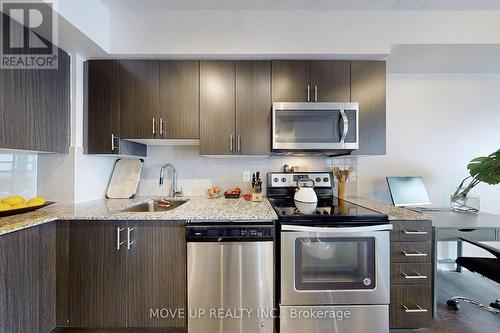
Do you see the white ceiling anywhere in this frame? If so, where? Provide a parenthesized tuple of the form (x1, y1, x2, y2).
(100, 0, 500, 11)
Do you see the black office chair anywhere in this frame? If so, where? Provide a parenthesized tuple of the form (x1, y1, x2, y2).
(447, 237, 500, 315)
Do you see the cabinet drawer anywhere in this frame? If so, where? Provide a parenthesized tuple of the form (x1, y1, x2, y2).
(436, 228, 496, 241)
(391, 242, 431, 263)
(391, 221, 432, 242)
(391, 263, 431, 284)
(390, 285, 432, 329)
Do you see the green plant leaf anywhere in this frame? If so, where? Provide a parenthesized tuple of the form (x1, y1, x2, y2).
(467, 149, 500, 185)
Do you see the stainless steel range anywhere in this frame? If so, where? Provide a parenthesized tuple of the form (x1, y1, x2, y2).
(267, 172, 392, 333)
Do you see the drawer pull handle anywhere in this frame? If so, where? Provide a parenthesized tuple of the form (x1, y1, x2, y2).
(402, 250, 428, 257)
(403, 229, 428, 235)
(402, 272, 428, 279)
(403, 304, 428, 313)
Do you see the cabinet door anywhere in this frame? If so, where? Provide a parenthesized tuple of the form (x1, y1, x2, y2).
(310, 60, 351, 102)
(159, 61, 200, 139)
(68, 222, 127, 328)
(127, 221, 187, 328)
(271, 60, 310, 102)
(84, 60, 121, 154)
(200, 61, 235, 155)
(0, 228, 40, 333)
(351, 61, 386, 155)
(120, 60, 159, 139)
(236, 61, 271, 155)
(0, 13, 70, 153)
(39, 223, 57, 333)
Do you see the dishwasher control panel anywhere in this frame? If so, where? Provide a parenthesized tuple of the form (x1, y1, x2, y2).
(186, 225, 275, 242)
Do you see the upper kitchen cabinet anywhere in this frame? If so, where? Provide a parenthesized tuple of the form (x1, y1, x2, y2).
(351, 60, 386, 155)
(119, 60, 160, 139)
(0, 13, 70, 153)
(272, 60, 350, 102)
(310, 60, 351, 102)
(272, 60, 311, 102)
(84, 60, 121, 154)
(159, 61, 200, 139)
(200, 61, 236, 155)
(236, 60, 272, 155)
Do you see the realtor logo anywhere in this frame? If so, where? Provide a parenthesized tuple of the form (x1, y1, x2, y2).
(1, 1, 58, 69)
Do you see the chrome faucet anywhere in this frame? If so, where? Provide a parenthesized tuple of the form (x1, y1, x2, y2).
(159, 163, 183, 197)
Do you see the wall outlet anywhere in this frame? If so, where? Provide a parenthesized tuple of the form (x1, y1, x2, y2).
(243, 171, 251, 182)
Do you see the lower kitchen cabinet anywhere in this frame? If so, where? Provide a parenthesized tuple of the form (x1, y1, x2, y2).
(0, 223, 57, 333)
(66, 220, 187, 329)
(127, 221, 187, 328)
(68, 222, 128, 328)
(389, 220, 433, 329)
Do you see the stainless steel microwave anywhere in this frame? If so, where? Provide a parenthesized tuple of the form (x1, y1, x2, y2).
(272, 102, 359, 154)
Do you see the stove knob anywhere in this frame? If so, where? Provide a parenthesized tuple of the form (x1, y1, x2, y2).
(323, 177, 329, 183)
(281, 177, 287, 183)
(315, 177, 321, 183)
(323, 211, 329, 215)
(315, 211, 321, 215)
(273, 177, 279, 183)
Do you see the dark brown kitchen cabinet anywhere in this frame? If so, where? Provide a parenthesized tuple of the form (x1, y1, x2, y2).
(271, 60, 311, 102)
(159, 61, 200, 139)
(310, 60, 351, 102)
(127, 221, 187, 328)
(0, 223, 57, 333)
(236, 60, 272, 155)
(351, 60, 386, 155)
(272, 60, 350, 103)
(84, 60, 121, 154)
(68, 222, 127, 328)
(200, 61, 236, 155)
(120, 60, 160, 139)
(0, 13, 70, 153)
(67, 221, 187, 329)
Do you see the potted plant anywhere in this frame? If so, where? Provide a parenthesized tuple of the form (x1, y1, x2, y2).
(451, 149, 500, 213)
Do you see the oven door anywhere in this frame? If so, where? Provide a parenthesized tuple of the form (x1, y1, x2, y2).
(280, 224, 391, 306)
(272, 102, 358, 151)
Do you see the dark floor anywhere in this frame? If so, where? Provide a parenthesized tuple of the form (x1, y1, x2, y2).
(394, 269, 500, 333)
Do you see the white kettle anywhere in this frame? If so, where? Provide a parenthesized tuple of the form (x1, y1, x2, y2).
(294, 178, 318, 203)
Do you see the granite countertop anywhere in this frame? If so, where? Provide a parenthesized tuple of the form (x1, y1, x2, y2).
(0, 196, 278, 236)
(344, 196, 433, 221)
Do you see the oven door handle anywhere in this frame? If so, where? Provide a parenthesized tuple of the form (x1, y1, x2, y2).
(281, 224, 393, 233)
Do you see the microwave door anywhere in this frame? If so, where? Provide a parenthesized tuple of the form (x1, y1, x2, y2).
(272, 102, 359, 151)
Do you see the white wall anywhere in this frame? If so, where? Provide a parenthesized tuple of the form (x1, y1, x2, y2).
(108, 10, 500, 55)
(358, 73, 500, 215)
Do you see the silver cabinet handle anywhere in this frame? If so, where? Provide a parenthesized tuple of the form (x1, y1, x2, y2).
(307, 85, 310, 102)
(116, 227, 126, 250)
(402, 272, 428, 279)
(403, 229, 428, 235)
(127, 227, 136, 250)
(340, 109, 348, 143)
(111, 134, 118, 151)
(403, 304, 428, 313)
(402, 250, 428, 257)
(230, 134, 234, 152)
(152, 118, 157, 136)
(159, 118, 164, 136)
(314, 85, 318, 102)
(237, 135, 241, 152)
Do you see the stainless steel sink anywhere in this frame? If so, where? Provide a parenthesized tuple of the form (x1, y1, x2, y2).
(121, 199, 187, 213)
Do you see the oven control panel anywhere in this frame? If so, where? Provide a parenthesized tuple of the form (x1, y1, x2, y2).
(269, 172, 333, 188)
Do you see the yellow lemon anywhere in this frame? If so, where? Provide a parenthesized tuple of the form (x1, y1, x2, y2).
(11, 203, 29, 210)
(0, 203, 12, 211)
(27, 197, 46, 207)
(2, 196, 25, 205)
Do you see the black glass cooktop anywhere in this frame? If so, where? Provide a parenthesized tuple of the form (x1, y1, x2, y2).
(269, 197, 389, 224)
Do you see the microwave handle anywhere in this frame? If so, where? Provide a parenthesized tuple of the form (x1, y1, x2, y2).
(340, 110, 348, 144)
(281, 224, 393, 233)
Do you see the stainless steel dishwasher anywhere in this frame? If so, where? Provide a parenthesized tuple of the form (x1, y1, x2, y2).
(186, 223, 275, 333)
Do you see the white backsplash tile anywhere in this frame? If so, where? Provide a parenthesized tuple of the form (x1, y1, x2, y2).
(137, 146, 358, 197)
(0, 150, 37, 199)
